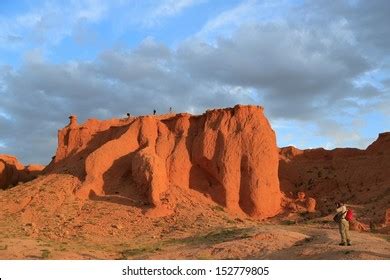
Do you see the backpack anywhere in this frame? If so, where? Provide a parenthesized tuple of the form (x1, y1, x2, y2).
(345, 209, 353, 221)
(333, 212, 343, 223)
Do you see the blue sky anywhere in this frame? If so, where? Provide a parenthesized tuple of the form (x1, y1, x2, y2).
(0, 0, 389, 164)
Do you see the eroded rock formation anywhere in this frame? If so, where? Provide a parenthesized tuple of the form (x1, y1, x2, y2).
(47, 105, 281, 219)
(285, 191, 316, 213)
(279, 132, 390, 225)
(0, 155, 44, 189)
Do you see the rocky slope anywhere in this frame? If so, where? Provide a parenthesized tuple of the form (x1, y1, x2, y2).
(279, 132, 390, 227)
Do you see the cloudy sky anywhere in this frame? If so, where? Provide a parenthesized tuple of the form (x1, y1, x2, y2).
(0, 0, 389, 164)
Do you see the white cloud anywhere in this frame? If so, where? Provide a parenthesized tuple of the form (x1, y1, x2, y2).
(0, 0, 109, 49)
(1, 16, 383, 163)
(23, 49, 45, 64)
(196, 0, 291, 41)
(1, 0, 390, 163)
(316, 119, 366, 148)
(197, 0, 257, 39)
(143, 0, 203, 27)
(0, 0, 203, 50)
(152, 0, 199, 17)
(0, 41, 255, 163)
(71, 0, 108, 22)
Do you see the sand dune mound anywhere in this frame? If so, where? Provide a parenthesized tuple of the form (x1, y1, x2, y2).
(45, 105, 281, 219)
(0, 172, 249, 242)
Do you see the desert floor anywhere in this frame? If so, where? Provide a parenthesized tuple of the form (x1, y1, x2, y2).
(1, 222, 389, 260)
(1, 174, 389, 260)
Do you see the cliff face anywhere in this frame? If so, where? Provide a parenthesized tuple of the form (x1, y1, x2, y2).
(0, 155, 44, 189)
(47, 105, 281, 219)
(279, 132, 390, 224)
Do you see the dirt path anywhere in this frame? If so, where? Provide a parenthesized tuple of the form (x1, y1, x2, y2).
(264, 225, 390, 259)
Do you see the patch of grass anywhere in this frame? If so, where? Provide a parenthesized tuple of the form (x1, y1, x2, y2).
(302, 219, 331, 225)
(41, 249, 51, 259)
(119, 245, 161, 259)
(58, 246, 67, 252)
(196, 253, 213, 260)
(153, 220, 165, 227)
(280, 220, 296, 225)
(222, 216, 236, 225)
(168, 227, 254, 247)
(211, 205, 225, 212)
(293, 237, 314, 246)
(38, 241, 52, 247)
(378, 234, 390, 243)
(118, 227, 254, 259)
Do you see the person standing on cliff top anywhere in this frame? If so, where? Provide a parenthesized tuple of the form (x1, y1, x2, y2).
(335, 202, 351, 246)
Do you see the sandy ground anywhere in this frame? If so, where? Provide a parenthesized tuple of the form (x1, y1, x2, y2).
(1, 222, 389, 260)
(0, 174, 389, 260)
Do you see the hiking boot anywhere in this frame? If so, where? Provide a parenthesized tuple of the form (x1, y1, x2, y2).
(339, 242, 346, 246)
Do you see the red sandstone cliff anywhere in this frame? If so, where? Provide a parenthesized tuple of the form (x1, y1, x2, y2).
(279, 132, 390, 225)
(45, 105, 282, 219)
(0, 155, 44, 189)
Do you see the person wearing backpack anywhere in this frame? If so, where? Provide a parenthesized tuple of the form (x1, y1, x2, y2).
(335, 202, 352, 246)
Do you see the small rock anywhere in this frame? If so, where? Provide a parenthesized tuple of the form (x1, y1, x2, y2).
(56, 214, 65, 220)
(111, 224, 123, 230)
